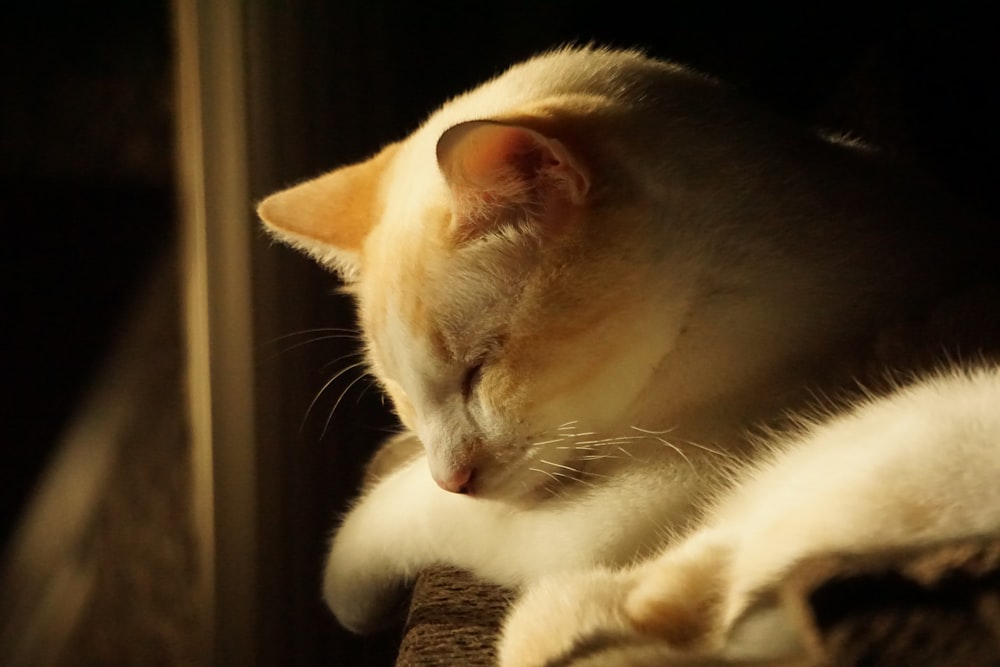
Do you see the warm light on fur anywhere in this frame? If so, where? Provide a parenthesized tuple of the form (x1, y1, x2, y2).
(257, 45, 997, 658)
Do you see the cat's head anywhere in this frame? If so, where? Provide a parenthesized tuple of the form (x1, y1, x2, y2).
(258, 50, 698, 499)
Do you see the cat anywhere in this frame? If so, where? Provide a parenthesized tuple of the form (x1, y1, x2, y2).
(256, 46, 993, 636)
(497, 366, 1000, 666)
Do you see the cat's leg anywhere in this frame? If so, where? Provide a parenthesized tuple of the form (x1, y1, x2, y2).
(323, 452, 465, 633)
(326, 445, 564, 633)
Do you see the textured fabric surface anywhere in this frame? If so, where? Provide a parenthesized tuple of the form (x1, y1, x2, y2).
(396, 567, 511, 667)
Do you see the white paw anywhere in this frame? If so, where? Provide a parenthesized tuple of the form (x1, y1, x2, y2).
(322, 535, 409, 634)
(497, 567, 638, 667)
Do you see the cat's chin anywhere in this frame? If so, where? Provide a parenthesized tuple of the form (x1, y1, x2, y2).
(471, 464, 584, 506)
(469, 437, 598, 502)
(467, 473, 545, 505)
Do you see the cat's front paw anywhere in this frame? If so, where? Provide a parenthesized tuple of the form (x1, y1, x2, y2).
(322, 534, 410, 634)
(499, 545, 734, 667)
(624, 536, 731, 651)
(498, 567, 636, 667)
(322, 452, 439, 633)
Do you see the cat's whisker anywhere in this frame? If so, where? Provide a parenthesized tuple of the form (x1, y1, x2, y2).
(546, 470, 598, 488)
(538, 459, 580, 472)
(540, 484, 565, 499)
(265, 328, 364, 358)
(531, 437, 571, 448)
(539, 459, 611, 481)
(676, 438, 731, 458)
(629, 424, 731, 460)
(557, 420, 580, 430)
(644, 435, 692, 466)
(571, 432, 697, 466)
(579, 453, 628, 462)
(275, 333, 362, 347)
(573, 435, 646, 447)
(268, 326, 362, 343)
(322, 369, 376, 438)
(355, 378, 383, 406)
(302, 360, 370, 434)
(528, 467, 564, 486)
(629, 425, 676, 436)
(321, 351, 368, 373)
(263, 337, 363, 361)
(284, 337, 358, 355)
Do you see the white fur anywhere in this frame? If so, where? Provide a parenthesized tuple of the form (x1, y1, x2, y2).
(325, 453, 702, 633)
(498, 367, 1000, 665)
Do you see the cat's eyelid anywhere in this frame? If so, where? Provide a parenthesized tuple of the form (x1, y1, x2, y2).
(461, 332, 507, 400)
(459, 335, 503, 365)
(461, 360, 486, 401)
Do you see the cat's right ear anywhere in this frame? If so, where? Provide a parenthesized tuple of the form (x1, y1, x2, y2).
(436, 120, 590, 243)
(256, 144, 398, 281)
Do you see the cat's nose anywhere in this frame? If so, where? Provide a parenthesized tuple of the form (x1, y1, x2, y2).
(434, 466, 475, 495)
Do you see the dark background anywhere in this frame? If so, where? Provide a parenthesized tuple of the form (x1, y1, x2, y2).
(1, 2, 174, 541)
(2, 1, 996, 663)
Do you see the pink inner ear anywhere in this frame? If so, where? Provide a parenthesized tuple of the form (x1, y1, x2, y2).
(453, 124, 541, 185)
(436, 121, 590, 241)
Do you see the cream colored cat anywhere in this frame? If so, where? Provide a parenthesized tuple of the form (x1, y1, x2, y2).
(257, 46, 989, 636)
(498, 366, 1000, 666)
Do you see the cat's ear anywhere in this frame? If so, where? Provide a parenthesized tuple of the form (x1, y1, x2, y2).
(436, 121, 589, 242)
(256, 144, 398, 280)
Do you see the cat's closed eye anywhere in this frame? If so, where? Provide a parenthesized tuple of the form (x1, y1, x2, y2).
(461, 361, 485, 401)
(462, 335, 506, 402)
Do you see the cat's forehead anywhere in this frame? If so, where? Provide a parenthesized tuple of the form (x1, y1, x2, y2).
(358, 232, 532, 388)
(360, 252, 490, 358)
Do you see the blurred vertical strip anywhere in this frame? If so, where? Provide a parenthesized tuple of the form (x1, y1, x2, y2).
(173, 1, 256, 665)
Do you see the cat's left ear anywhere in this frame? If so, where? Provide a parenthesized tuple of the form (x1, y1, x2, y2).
(257, 144, 398, 281)
(436, 121, 589, 241)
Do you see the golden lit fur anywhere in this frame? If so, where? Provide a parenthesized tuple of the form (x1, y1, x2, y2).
(257, 46, 994, 639)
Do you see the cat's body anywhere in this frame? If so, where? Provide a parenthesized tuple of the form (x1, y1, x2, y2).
(498, 366, 1000, 666)
(257, 45, 996, 646)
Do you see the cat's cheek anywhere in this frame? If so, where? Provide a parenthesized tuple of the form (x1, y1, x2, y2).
(393, 400, 418, 433)
(382, 378, 418, 431)
(475, 365, 531, 426)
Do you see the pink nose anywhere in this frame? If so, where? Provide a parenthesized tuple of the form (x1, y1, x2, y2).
(434, 467, 474, 494)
